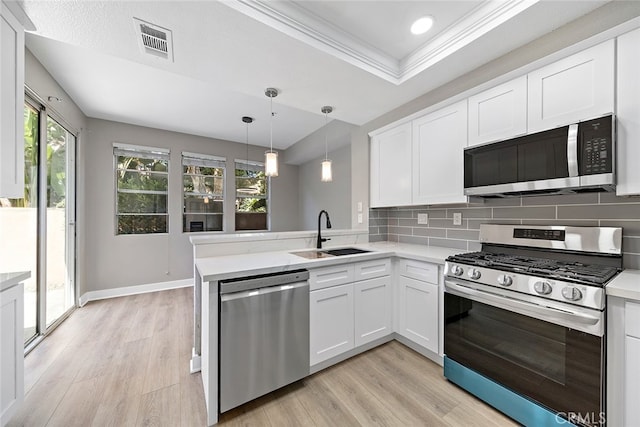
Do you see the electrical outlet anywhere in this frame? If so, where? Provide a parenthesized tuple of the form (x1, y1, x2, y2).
(417, 213, 428, 225)
(453, 212, 462, 226)
(357, 213, 363, 224)
(357, 202, 363, 212)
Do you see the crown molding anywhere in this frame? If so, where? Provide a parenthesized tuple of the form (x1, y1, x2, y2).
(221, 0, 538, 85)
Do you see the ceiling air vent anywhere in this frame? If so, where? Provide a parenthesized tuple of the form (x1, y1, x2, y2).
(133, 18, 174, 61)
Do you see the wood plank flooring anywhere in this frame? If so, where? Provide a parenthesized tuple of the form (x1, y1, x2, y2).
(8, 287, 518, 427)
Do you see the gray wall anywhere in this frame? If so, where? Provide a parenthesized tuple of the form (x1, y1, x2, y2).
(369, 192, 640, 269)
(351, 2, 640, 230)
(298, 145, 351, 230)
(24, 49, 89, 297)
(84, 118, 300, 292)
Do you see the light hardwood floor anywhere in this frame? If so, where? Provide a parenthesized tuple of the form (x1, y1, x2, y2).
(8, 287, 518, 427)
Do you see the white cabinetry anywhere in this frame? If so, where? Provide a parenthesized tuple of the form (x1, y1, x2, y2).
(412, 100, 468, 205)
(467, 76, 527, 146)
(354, 276, 392, 347)
(615, 28, 640, 196)
(370, 122, 412, 207)
(0, 4, 26, 198)
(396, 260, 439, 354)
(527, 40, 614, 133)
(309, 283, 354, 366)
(1, 281, 24, 427)
(309, 259, 392, 366)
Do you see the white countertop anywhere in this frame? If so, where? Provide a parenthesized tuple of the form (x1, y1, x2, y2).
(607, 269, 640, 301)
(195, 241, 464, 283)
(0, 271, 30, 293)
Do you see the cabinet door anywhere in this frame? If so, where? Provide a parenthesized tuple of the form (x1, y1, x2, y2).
(370, 122, 412, 207)
(625, 335, 640, 426)
(616, 28, 640, 196)
(397, 276, 438, 353)
(310, 284, 354, 365)
(468, 76, 527, 146)
(527, 40, 614, 133)
(0, 284, 24, 426)
(412, 100, 468, 205)
(0, 5, 26, 198)
(354, 277, 391, 347)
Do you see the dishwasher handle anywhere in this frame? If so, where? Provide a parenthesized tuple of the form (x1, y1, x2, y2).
(220, 281, 309, 302)
(219, 269, 309, 294)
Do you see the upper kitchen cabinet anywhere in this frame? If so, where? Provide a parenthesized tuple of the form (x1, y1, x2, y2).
(370, 122, 412, 207)
(412, 100, 468, 205)
(527, 40, 614, 133)
(0, 3, 26, 198)
(467, 76, 527, 147)
(616, 28, 640, 196)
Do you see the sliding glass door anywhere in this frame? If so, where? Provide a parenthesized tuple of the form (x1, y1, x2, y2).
(0, 96, 76, 346)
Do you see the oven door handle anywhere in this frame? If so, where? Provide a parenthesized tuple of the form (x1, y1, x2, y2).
(444, 280, 604, 336)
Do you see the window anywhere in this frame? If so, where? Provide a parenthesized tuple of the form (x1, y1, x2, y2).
(114, 144, 169, 234)
(235, 160, 268, 231)
(182, 152, 225, 232)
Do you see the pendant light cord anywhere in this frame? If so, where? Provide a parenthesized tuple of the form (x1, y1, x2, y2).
(324, 110, 328, 160)
(269, 95, 274, 152)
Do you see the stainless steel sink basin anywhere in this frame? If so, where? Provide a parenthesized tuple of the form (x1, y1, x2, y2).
(290, 247, 371, 259)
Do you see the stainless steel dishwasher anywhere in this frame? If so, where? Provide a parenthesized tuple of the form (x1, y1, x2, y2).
(219, 269, 310, 413)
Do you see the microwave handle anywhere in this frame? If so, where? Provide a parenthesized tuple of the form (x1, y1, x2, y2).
(567, 123, 579, 177)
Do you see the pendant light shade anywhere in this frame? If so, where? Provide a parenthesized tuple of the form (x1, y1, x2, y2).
(321, 106, 333, 182)
(265, 88, 279, 177)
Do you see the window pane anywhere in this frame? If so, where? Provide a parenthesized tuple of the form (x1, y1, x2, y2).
(235, 212, 267, 230)
(117, 155, 168, 172)
(184, 213, 222, 232)
(184, 196, 223, 213)
(183, 175, 223, 195)
(117, 170, 168, 192)
(118, 215, 167, 234)
(235, 167, 268, 231)
(118, 193, 168, 213)
(182, 157, 224, 233)
(235, 177, 266, 198)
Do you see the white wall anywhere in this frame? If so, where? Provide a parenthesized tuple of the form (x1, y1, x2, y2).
(84, 118, 300, 292)
(351, 1, 640, 229)
(298, 145, 351, 230)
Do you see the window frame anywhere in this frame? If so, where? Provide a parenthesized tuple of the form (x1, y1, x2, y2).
(234, 159, 270, 232)
(182, 151, 226, 233)
(113, 143, 170, 235)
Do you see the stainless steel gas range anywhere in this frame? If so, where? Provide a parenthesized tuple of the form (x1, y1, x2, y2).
(443, 224, 622, 427)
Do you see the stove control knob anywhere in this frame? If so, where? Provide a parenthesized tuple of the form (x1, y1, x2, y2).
(562, 286, 583, 301)
(468, 268, 481, 280)
(497, 274, 513, 287)
(534, 281, 552, 295)
(450, 265, 464, 276)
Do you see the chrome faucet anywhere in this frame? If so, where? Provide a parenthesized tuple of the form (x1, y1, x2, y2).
(317, 210, 332, 249)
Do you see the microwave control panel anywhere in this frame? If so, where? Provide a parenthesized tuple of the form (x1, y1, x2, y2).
(581, 115, 613, 175)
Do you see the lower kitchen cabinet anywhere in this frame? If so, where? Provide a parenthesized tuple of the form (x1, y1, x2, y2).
(397, 275, 439, 354)
(625, 335, 640, 426)
(310, 283, 354, 366)
(1, 281, 24, 427)
(354, 276, 392, 347)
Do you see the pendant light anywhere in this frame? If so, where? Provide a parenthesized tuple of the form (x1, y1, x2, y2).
(264, 88, 279, 177)
(321, 106, 333, 182)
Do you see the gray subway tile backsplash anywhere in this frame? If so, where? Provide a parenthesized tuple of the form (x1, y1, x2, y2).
(369, 192, 640, 269)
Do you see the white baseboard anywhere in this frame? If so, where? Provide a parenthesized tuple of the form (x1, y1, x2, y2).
(78, 278, 193, 307)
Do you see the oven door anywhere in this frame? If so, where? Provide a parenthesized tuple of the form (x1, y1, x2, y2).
(444, 279, 605, 427)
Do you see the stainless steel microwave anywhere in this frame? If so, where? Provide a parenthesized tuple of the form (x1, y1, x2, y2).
(464, 114, 615, 197)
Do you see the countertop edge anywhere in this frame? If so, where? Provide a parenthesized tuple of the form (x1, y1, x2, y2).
(0, 271, 31, 293)
(606, 269, 640, 301)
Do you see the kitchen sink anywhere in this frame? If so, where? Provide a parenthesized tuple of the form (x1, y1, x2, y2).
(290, 247, 371, 259)
(322, 247, 371, 256)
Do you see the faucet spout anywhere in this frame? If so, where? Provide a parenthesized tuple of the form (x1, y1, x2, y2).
(317, 210, 332, 249)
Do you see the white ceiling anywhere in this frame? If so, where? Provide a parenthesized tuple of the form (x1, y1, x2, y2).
(19, 0, 608, 160)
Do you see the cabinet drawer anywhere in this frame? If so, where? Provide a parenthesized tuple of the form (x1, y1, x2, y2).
(309, 264, 355, 291)
(354, 258, 391, 281)
(626, 301, 640, 339)
(398, 259, 439, 284)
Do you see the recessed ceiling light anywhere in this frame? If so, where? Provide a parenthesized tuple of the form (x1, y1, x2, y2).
(411, 16, 434, 35)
